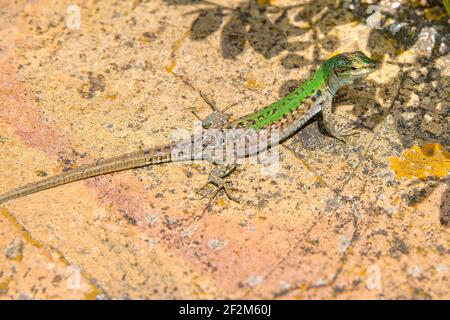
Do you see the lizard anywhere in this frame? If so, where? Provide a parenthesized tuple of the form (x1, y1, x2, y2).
(0, 51, 379, 205)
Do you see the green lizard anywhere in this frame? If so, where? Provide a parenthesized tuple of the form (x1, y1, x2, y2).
(0, 51, 379, 205)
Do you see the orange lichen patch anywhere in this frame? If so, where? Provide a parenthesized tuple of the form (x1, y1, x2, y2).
(106, 93, 118, 100)
(390, 143, 450, 180)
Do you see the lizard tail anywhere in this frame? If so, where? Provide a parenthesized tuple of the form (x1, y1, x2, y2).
(0, 145, 175, 204)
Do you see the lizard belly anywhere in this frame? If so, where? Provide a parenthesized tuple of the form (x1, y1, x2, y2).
(276, 101, 323, 142)
(220, 98, 326, 161)
(264, 93, 330, 145)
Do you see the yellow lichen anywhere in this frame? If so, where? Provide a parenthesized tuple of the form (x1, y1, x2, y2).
(106, 93, 118, 100)
(390, 143, 450, 180)
(165, 60, 176, 74)
(10, 249, 23, 262)
(217, 197, 226, 208)
(84, 285, 103, 300)
(314, 175, 327, 188)
(298, 283, 309, 292)
(1, 208, 45, 250)
(0, 278, 11, 295)
(245, 78, 265, 90)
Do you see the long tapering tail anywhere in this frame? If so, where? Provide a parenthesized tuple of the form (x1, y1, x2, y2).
(0, 145, 175, 204)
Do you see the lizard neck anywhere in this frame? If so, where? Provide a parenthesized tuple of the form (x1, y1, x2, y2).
(326, 70, 343, 96)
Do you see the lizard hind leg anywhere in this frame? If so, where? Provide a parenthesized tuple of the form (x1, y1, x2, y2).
(197, 163, 241, 206)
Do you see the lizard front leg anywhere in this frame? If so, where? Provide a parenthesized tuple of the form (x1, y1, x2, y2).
(192, 108, 230, 129)
(321, 98, 360, 143)
(191, 94, 232, 129)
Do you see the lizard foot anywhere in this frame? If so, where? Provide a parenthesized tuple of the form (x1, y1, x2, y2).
(196, 177, 241, 204)
(321, 99, 363, 144)
(328, 124, 361, 144)
(195, 163, 242, 214)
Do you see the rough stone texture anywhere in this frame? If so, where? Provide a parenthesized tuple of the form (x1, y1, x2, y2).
(0, 0, 448, 299)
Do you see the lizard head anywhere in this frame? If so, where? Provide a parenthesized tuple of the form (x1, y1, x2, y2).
(330, 51, 379, 83)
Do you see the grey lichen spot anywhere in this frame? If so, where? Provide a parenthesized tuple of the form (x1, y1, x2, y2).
(144, 214, 160, 227)
(407, 265, 422, 278)
(247, 273, 263, 287)
(166, 216, 178, 227)
(181, 225, 198, 238)
(435, 264, 448, 274)
(5, 238, 24, 260)
(207, 239, 228, 250)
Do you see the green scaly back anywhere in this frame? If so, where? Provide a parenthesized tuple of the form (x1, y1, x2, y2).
(231, 57, 337, 130)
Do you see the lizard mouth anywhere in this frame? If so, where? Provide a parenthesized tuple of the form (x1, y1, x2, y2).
(353, 63, 379, 77)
